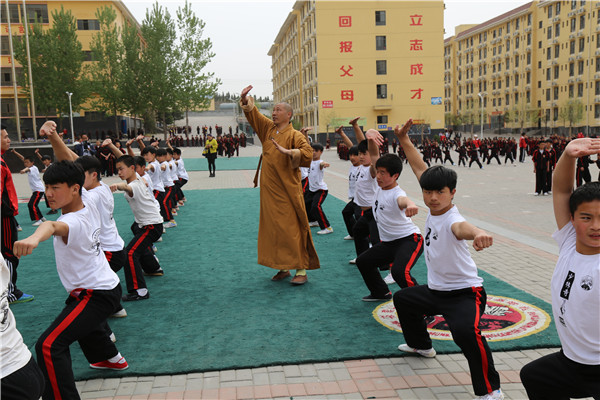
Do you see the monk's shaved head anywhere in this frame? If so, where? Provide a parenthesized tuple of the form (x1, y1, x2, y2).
(276, 102, 293, 118)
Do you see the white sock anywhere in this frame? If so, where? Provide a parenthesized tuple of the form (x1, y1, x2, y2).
(137, 288, 148, 296)
(108, 352, 124, 363)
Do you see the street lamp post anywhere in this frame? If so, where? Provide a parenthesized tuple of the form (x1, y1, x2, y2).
(477, 92, 486, 139)
(313, 96, 318, 143)
(66, 92, 74, 144)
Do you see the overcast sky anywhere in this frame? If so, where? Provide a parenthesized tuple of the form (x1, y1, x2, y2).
(122, 0, 526, 98)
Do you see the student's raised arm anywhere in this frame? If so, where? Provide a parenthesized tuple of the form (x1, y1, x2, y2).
(349, 117, 365, 143)
(366, 129, 383, 178)
(553, 138, 600, 229)
(13, 221, 70, 257)
(11, 148, 24, 162)
(136, 135, 146, 150)
(34, 148, 43, 161)
(335, 125, 353, 148)
(125, 139, 135, 157)
(397, 196, 419, 217)
(110, 182, 133, 197)
(102, 138, 124, 158)
(451, 221, 493, 251)
(40, 121, 79, 161)
(394, 119, 427, 181)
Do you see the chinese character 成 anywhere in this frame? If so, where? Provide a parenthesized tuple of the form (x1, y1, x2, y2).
(410, 64, 424, 75)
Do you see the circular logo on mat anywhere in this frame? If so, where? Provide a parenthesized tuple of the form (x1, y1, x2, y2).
(373, 295, 550, 341)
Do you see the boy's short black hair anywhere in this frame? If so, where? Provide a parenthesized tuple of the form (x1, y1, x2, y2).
(348, 145, 359, 156)
(375, 154, 403, 178)
(569, 181, 600, 216)
(357, 139, 368, 154)
(141, 146, 156, 156)
(43, 160, 84, 194)
(116, 155, 135, 167)
(75, 155, 103, 180)
(166, 148, 174, 155)
(24, 155, 35, 163)
(41, 155, 52, 161)
(419, 165, 458, 191)
(133, 156, 146, 168)
(311, 143, 324, 152)
(173, 148, 181, 155)
(156, 148, 167, 157)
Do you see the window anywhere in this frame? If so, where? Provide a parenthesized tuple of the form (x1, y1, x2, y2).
(547, 47, 552, 60)
(77, 20, 100, 30)
(570, 40, 576, 54)
(553, 108, 559, 121)
(376, 84, 387, 99)
(376, 60, 387, 75)
(546, 68, 551, 81)
(597, 57, 600, 72)
(515, 74, 519, 86)
(546, 89, 551, 101)
(0, 36, 22, 55)
(527, 91, 531, 102)
(547, 26, 552, 40)
(499, 98, 502, 106)
(515, 56, 519, 68)
(569, 84, 574, 97)
(597, 33, 600, 49)
(527, 14, 532, 26)
(555, 23, 560, 37)
(548, 6, 553, 18)
(377, 115, 388, 124)
(556, 2, 561, 14)
(83, 51, 96, 62)
(375, 11, 386, 26)
(555, 45, 560, 58)
(515, 92, 519, 103)
(507, 41, 511, 51)
(506, 94, 510, 106)
(0, 98, 27, 117)
(26, 4, 49, 23)
(527, 71, 531, 84)
(554, 86, 559, 100)
(527, 52, 531, 64)
(571, 17, 577, 32)
(0, 68, 21, 86)
(578, 60, 584, 75)
(375, 36, 386, 50)
(595, 80, 600, 96)
(554, 65, 559, 79)
(527, 33, 531, 46)
(569, 62, 575, 76)
(571, 0, 577, 10)
(595, 104, 600, 119)
(579, 38, 585, 52)
(577, 83, 583, 97)
(516, 36, 520, 48)
(0, 4, 19, 23)
(579, 15, 585, 30)
(506, 76, 510, 87)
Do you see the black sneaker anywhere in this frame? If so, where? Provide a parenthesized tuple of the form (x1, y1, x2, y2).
(122, 292, 150, 301)
(144, 268, 164, 277)
(362, 292, 392, 302)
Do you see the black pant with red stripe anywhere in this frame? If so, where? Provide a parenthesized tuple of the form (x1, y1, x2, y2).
(342, 200, 359, 236)
(394, 285, 500, 396)
(352, 208, 380, 257)
(301, 178, 308, 194)
(356, 234, 423, 297)
(28, 191, 44, 221)
(35, 285, 122, 400)
(130, 222, 161, 272)
(153, 190, 170, 221)
(104, 249, 127, 314)
(124, 223, 162, 294)
(2, 215, 23, 302)
(304, 189, 329, 229)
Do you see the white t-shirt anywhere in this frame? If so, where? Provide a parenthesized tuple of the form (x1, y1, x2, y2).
(348, 165, 360, 199)
(160, 161, 174, 187)
(308, 160, 327, 192)
(0, 259, 32, 379)
(424, 205, 483, 291)
(353, 165, 378, 207)
(137, 172, 156, 198)
(168, 159, 178, 183)
(82, 184, 124, 252)
(53, 202, 120, 292)
(27, 165, 45, 192)
(300, 167, 309, 180)
(373, 185, 420, 242)
(125, 178, 164, 228)
(551, 222, 600, 365)
(148, 160, 164, 192)
(176, 158, 189, 180)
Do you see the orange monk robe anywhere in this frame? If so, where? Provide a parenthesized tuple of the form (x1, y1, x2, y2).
(241, 97, 320, 270)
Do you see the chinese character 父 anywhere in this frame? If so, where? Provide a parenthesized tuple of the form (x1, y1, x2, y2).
(340, 65, 353, 77)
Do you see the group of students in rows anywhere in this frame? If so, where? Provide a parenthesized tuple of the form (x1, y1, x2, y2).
(0, 121, 191, 399)
(327, 117, 598, 400)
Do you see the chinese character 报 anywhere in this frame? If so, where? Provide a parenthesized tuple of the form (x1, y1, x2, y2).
(339, 41, 353, 53)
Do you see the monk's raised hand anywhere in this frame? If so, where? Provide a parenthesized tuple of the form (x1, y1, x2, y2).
(241, 85, 253, 105)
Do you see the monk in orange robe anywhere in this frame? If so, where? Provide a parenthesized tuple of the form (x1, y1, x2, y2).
(240, 85, 320, 285)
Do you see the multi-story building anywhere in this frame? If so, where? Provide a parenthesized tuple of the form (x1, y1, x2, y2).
(1, 1, 140, 140)
(444, 0, 600, 136)
(268, 0, 445, 137)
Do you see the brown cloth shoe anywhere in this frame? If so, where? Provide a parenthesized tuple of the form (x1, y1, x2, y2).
(290, 274, 308, 285)
(271, 270, 291, 281)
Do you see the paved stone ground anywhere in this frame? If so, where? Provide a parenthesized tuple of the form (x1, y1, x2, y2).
(9, 142, 593, 399)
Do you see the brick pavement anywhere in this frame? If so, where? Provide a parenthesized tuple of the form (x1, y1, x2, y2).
(8, 142, 580, 399)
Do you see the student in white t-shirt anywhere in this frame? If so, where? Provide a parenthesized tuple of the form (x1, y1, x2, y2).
(395, 120, 503, 400)
(520, 138, 600, 400)
(12, 150, 46, 226)
(304, 143, 333, 235)
(172, 147, 189, 206)
(156, 148, 177, 227)
(354, 129, 423, 302)
(0, 258, 44, 399)
(111, 155, 165, 302)
(13, 158, 128, 399)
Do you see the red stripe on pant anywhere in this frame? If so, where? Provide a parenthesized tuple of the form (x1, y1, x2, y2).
(42, 290, 93, 400)
(104, 251, 113, 262)
(404, 233, 423, 287)
(127, 229, 151, 290)
(472, 286, 493, 394)
(32, 191, 43, 220)
(163, 187, 173, 220)
(316, 191, 327, 227)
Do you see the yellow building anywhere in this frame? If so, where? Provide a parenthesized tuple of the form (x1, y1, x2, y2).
(444, 0, 600, 136)
(268, 0, 445, 136)
(0, 0, 140, 139)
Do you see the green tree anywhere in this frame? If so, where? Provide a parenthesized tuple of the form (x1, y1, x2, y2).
(141, 2, 178, 137)
(88, 5, 125, 136)
(120, 21, 147, 133)
(14, 6, 89, 129)
(558, 99, 584, 136)
(174, 1, 220, 132)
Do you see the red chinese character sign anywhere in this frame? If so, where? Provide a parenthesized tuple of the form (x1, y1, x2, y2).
(340, 65, 353, 77)
(409, 14, 423, 26)
(339, 41, 352, 53)
(339, 16, 352, 27)
(341, 90, 354, 101)
(410, 64, 424, 75)
(322, 101, 333, 108)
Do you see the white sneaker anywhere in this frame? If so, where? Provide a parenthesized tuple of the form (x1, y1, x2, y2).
(110, 309, 127, 318)
(156, 237, 163, 242)
(384, 272, 395, 285)
(109, 332, 117, 342)
(308, 221, 319, 227)
(163, 221, 177, 228)
(171, 211, 178, 216)
(343, 235, 354, 240)
(397, 344, 436, 358)
(317, 227, 333, 235)
(16, 225, 22, 232)
(32, 219, 44, 226)
(349, 258, 357, 264)
(474, 389, 504, 400)
(152, 245, 158, 253)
